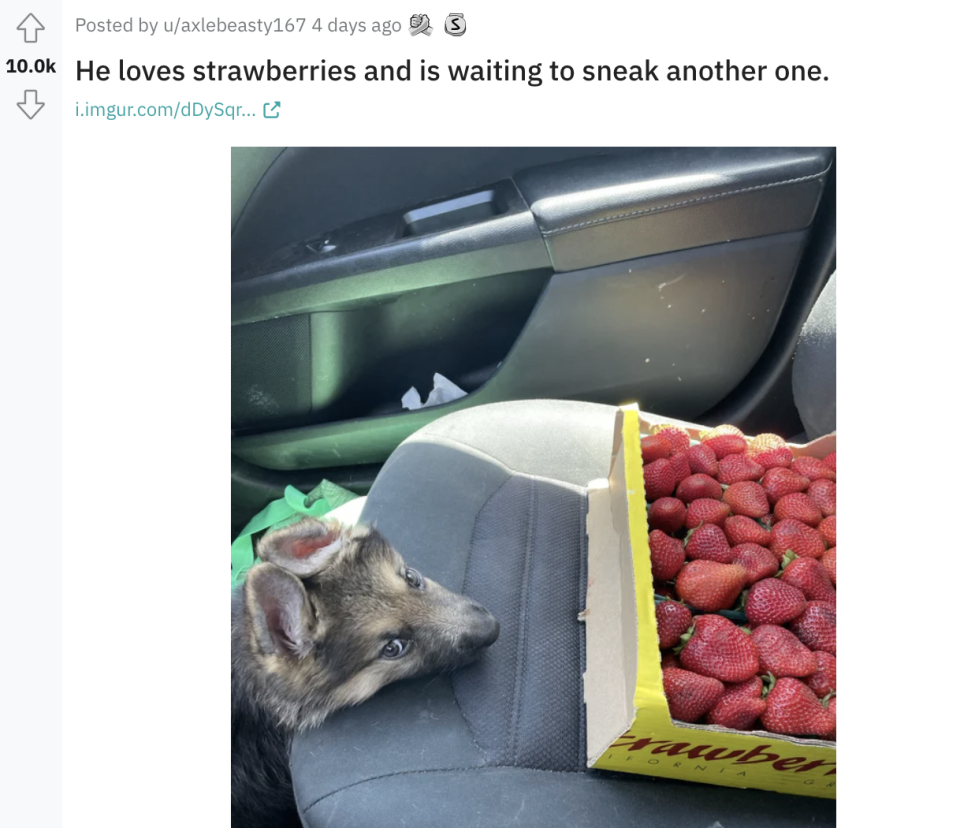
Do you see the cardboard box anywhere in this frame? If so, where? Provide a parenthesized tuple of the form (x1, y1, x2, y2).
(583, 405, 836, 799)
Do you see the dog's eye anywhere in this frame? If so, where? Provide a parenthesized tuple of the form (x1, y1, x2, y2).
(381, 639, 409, 659)
(404, 568, 423, 589)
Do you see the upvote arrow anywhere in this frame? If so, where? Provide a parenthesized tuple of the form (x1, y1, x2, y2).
(17, 14, 45, 43)
(17, 90, 44, 120)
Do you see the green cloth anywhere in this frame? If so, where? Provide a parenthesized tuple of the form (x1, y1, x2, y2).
(231, 480, 359, 589)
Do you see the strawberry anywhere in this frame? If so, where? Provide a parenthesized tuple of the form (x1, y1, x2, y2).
(706, 676, 767, 730)
(676, 474, 723, 503)
(745, 578, 807, 625)
(722, 481, 769, 518)
(700, 424, 745, 441)
(702, 433, 748, 459)
(653, 581, 679, 600)
(827, 696, 837, 740)
(661, 651, 682, 671)
(752, 445, 795, 471)
(761, 467, 811, 504)
(668, 450, 693, 485)
(730, 543, 779, 585)
(724, 515, 772, 547)
(675, 561, 749, 612)
(718, 454, 765, 485)
(648, 497, 686, 534)
(818, 514, 837, 548)
(684, 499, 732, 530)
(678, 614, 759, 683)
(806, 479, 836, 516)
(769, 519, 826, 561)
(821, 547, 836, 585)
(746, 433, 787, 456)
(656, 600, 694, 649)
(761, 676, 835, 738)
(641, 433, 673, 463)
(791, 456, 836, 482)
(662, 667, 725, 723)
(773, 492, 823, 528)
(804, 651, 837, 698)
(752, 625, 817, 678)
(643, 458, 677, 501)
(781, 556, 836, 604)
(685, 523, 734, 563)
(649, 530, 686, 581)
(686, 444, 720, 477)
(652, 424, 691, 455)
(789, 601, 837, 655)
(823, 451, 836, 474)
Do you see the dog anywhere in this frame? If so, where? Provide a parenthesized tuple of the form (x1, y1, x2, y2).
(232, 517, 500, 827)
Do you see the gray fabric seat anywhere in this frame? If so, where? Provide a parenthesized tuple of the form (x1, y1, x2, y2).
(290, 400, 836, 826)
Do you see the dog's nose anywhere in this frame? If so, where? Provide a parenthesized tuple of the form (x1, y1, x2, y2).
(466, 605, 500, 649)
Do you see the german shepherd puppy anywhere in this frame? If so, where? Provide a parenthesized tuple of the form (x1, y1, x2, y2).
(232, 517, 500, 828)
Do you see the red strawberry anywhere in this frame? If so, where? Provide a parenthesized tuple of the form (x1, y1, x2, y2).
(723, 515, 772, 547)
(678, 615, 759, 683)
(818, 515, 836, 548)
(656, 600, 694, 649)
(821, 547, 836, 585)
(789, 601, 837, 655)
(653, 581, 679, 600)
(823, 451, 836, 474)
(706, 676, 767, 730)
(641, 433, 673, 463)
(746, 433, 787, 457)
(685, 523, 734, 563)
(675, 561, 749, 612)
(804, 651, 837, 698)
(730, 543, 779, 585)
(684, 499, 732, 530)
(718, 454, 765, 485)
(773, 492, 823, 528)
(702, 433, 748, 459)
(761, 676, 835, 738)
(676, 474, 723, 503)
(652, 424, 691, 455)
(745, 578, 808, 626)
(761, 467, 811, 504)
(791, 456, 836, 482)
(648, 497, 686, 534)
(806, 479, 836, 516)
(643, 458, 676, 501)
(662, 667, 725, 723)
(661, 651, 682, 670)
(770, 519, 826, 561)
(668, 450, 693, 485)
(752, 625, 817, 678)
(686, 444, 719, 477)
(722, 481, 769, 518)
(782, 557, 836, 604)
(753, 445, 795, 471)
(649, 530, 686, 581)
(827, 696, 837, 740)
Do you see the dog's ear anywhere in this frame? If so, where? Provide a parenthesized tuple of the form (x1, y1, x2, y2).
(244, 563, 319, 660)
(256, 517, 343, 577)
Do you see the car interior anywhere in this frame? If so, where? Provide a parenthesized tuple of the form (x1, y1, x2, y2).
(231, 146, 837, 826)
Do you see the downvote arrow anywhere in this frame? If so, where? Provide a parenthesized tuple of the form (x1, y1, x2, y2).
(17, 90, 45, 120)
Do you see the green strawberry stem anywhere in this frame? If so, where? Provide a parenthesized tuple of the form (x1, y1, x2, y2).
(672, 624, 697, 655)
(761, 672, 777, 698)
(821, 690, 836, 708)
(777, 549, 798, 576)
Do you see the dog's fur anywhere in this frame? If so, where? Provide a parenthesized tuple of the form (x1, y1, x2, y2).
(232, 517, 499, 827)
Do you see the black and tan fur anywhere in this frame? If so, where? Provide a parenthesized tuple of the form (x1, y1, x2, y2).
(231, 517, 499, 827)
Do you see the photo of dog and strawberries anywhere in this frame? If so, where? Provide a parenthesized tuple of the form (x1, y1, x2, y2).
(15, 3, 954, 827)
